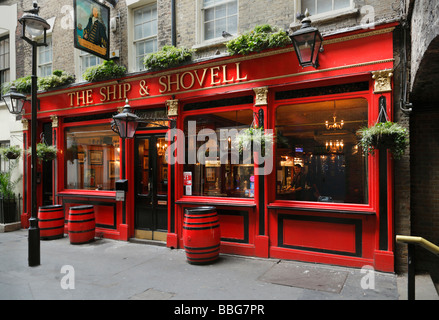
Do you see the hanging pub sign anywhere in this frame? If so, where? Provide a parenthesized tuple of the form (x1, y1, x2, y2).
(73, 0, 110, 60)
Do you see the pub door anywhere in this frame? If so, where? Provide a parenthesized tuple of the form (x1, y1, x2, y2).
(134, 135, 168, 241)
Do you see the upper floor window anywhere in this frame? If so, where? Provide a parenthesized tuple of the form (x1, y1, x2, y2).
(301, 0, 351, 16)
(0, 36, 10, 98)
(78, 50, 102, 81)
(202, 0, 238, 41)
(133, 4, 158, 72)
(38, 36, 53, 77)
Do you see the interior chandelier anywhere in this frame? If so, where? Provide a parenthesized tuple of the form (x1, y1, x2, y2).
(325, 101, 344, 130)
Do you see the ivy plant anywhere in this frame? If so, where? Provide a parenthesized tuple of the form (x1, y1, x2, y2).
(38, 70, 75, 91)
(357, 121, 409, 160)
(82, 60, 127, 82)
(143, 45, 195, 71)
(226, 24, 291, 56)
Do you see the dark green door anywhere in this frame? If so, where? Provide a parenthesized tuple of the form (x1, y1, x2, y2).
(134, 135, 168, 241)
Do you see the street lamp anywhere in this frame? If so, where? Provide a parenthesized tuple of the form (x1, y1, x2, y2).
(5, 1, 50, 267)
(2, 85, 27, 115)
(289, 9, 323, 68)
(112, 99, 140, 139)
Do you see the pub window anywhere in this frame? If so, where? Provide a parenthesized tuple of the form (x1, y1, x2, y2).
(0, 36, 10, 99)
(183, 108, 255, 198)
(38, 36, 53, 77)
(275, 97, 368, 204)
(301, 0, 351, 16)
(133, 3, 158, 72)
(202, 0, 238, 41)
(64, 123, 120, 191)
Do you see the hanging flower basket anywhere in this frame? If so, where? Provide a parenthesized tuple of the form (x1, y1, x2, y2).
(0, 146, 22, 160)
(27, 143, 58, 162)
(234, 126, 275, 157)
(357, 121, 409, 160)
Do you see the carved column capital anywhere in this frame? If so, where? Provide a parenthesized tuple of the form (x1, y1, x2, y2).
(372, 69, 393, 93)
(166, 99, 179, 117)
(253, 87, 268, 106)
(50, 115, 59, 128)
(21, 118, 29, 131)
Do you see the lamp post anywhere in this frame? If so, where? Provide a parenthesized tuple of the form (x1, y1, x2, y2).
(289, 9, 323, 68)
(3, 1, 50, 267)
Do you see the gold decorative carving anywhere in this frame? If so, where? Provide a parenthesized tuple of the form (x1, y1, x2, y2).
(253, 87, 268, 106)
(21, 119, 29, 131)
(50, 115, 59, 128)
(166, 99, 179, 117)
(372, 69, 393, 93)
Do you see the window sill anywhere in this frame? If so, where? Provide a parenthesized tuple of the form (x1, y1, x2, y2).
(192, 37, 231, 51)
(176, 196, 256, 207)
(267, 201, 375, 215)
(289, 7, 359, 30)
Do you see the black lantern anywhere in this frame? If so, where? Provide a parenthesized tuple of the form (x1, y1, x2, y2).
(2, 85, 27, 115)
(289, 9, 323, 68)
(112, 99, 140, 139)
(19, 1, 51, 42)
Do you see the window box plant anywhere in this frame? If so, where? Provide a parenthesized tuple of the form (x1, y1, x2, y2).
(226, 24, 291, 56)
(143, 45, 195, 71)
(357, 121, 409, 160)
(82, 60, 127, 82)
(0, 145, 22, 160)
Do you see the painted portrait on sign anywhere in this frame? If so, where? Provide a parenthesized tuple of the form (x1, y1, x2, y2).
(74, 0, 110, 60)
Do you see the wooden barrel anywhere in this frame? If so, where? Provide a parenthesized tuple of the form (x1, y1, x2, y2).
(67, 205, 95, 244)
(183, 206, 220, 264)
(38, 205, 65, 240)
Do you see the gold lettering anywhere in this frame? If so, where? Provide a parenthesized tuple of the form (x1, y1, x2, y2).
(159, 76, 167, 93)
(194, 68, 208, 87)
(106, 85, 117, 101)
(180, 71, 195, 90)
(167, 74, 180, 92)
(236, 62, 248, 81)
(100, 87, 107, 102)
(222, 65, 234, 83)
(68, 92, 75, 107)
(86, 90, 93, 104)
(77, 91, 86, 106)
(210, 66, 221, 85)
(123, 83, 131, 98)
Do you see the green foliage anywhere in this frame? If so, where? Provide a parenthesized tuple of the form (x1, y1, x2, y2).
(1, 76, 32, 95)
(234, 127, 275, 157)
(0, 160, 21, 199)
(38, 70, 75, 91)
(83, 60, 127, 82)
(27, 143, 58, 161)
(143, 45, 195, 71)
(226, 24, 291, 56)
(357, 121, 409, 160)
(0, 145, 22, 160)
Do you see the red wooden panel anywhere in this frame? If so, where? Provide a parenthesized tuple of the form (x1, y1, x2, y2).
(283, 219, 357, 254)
(218, 214, 244, 240)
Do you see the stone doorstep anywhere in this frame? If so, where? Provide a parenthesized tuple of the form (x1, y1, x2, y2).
(397, 273, 439, 300)
(0, 222, 21, 233)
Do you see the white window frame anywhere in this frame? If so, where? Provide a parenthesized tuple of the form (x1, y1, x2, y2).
(37, 35, 53, 77)
(196, 0, 239, 46)
(127, 0, 158, 73)
(293, 0, 356, 25)
(133, 3, 158, 72)
(75, 49, 103, 82)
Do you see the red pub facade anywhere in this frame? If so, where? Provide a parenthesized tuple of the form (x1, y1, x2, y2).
(21, 22, 398, 272)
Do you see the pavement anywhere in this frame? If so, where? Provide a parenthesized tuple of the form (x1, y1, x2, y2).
(0, 229, 437, 306)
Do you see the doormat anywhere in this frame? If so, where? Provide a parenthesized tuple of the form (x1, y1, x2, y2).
(259, 262, 349, 294)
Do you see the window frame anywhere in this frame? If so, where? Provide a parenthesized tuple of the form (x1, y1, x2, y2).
(132, 3, 158, 72)
(197, 0, 239, 45)
(180, 99, 256, 201)
(37, 35, 53, 77)
(0, 35, 10, 99)
(295, 0, 356, 24)
(271, 85, 376, 214)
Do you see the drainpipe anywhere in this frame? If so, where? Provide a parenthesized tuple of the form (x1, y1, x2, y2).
(171, 0, 176, 46)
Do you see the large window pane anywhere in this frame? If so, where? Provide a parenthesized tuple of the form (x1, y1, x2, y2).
(203, 0, 238, 41)
(275, 98, 368, 204)
(133, 3, 158, 71)
(65, 124, 120, 191)
(183, 109, 254, 198)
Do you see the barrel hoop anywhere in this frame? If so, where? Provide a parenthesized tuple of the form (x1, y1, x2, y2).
(68, 211, 94, 216)
(183, 224, 219, 231)
(184, 244, 220, 251)
(39, 217, 65, 222)
(184, 213, 217, 219)
(68, 229, 95, 234)
(184, 208, 216, 215)
(67, 218, 95, 223)
(185, 248, 219, 255)
(39, 208, 63, 213)
(40, 225, 65, 231)
(69, 205, 93, 210)
(183, 220, 219, 226)
(187, 256, 218, 262)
